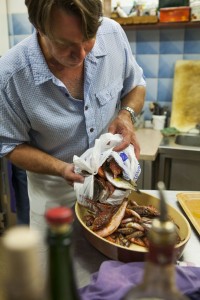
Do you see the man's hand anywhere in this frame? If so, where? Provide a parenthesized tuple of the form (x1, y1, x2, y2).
(61, 163, 85, 186)
(6, 144, 85, 185)
(108, 85, 145, 159)
(108, 111, 140, 159)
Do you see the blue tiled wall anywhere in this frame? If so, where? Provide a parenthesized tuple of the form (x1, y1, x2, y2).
(126, 28, 200, 119)
(8, 13, 200, 120)
(8, 13, 33, 47)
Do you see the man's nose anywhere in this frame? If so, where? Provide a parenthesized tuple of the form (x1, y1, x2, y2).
(74, 44, 87, 59)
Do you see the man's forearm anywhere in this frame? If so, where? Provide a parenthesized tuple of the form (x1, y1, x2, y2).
(6, 144, 67, 177)
(121, 85, 146, 114)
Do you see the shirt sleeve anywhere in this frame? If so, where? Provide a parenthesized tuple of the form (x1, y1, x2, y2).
(116, 23, 146, 98)
(0, 84, 31, 157)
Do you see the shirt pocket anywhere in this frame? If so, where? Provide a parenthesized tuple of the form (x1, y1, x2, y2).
(96, 78, 123, 107)
(95, 79, 123, 129)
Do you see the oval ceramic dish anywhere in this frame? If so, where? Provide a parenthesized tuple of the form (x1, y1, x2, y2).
(75, 191, 191, 262)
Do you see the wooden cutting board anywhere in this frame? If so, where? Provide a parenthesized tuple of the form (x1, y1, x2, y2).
(177, 192, 200, 235)
(170, 60, 200, 132)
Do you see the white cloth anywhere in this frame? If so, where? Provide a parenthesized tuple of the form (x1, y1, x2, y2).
(27, 171, 76, 215)
(27, 171, 76, 279)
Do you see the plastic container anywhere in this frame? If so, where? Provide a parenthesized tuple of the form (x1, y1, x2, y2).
(191, 2, 200, 21)
(152, 115, 166, 130)
(159, 6, 190, 22)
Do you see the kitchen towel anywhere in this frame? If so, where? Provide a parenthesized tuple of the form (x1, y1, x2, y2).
(79, 260, 200, 300)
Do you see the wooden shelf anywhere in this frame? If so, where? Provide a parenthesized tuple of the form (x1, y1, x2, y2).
(121, 21, 200, 30)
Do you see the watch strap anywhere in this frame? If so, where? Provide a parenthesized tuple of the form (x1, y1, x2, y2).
(120, 106, 137, 124)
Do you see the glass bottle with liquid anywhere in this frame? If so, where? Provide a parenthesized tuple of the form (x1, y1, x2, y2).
(123, 183, 189, 300)
(45, 207, 81, 300)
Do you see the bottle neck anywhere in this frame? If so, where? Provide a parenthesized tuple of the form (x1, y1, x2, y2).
(140, 227, 178, 295)
(142, 260, 177, 290)
(148, 242, 175, 265)
(47, 224, 80, 300)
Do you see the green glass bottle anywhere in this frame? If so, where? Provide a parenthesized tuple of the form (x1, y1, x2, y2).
(45, 207, 80, 300)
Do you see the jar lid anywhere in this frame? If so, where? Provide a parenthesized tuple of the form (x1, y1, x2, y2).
(45, 207, 73, 225)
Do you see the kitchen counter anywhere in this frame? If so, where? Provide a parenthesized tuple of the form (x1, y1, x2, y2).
(73, 190, 200, 289)
(135, 129, 163, 189)
(136, 128, 163, 161)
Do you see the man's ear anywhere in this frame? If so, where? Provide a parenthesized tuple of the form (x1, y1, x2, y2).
(37, 29, 43, 36)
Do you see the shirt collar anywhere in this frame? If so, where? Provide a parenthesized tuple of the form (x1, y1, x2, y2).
(28, 31, 53, 86)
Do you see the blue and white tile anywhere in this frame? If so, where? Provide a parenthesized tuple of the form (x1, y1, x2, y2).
(11, 13, 32, 35)
(157, 78, 174, 103)
(145, 78, 158, 102)
(183, 54, 200, 60)
(160, 29, 184, 54)
(159, 54, 183, 78)
(13, 35, 31, 46)
(9, 35, 30, 48)
(125, 30, 136, 54)
(136, 55, 159, 78)
(184, 28, 200, 53)
(136, 30, 159, 54)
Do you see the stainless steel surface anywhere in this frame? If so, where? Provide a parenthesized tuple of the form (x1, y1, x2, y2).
(175, 133, 200, 147)
(73, 190, 200, 289)
(158, 136, 200, 191)
(159, 136, 200, 154)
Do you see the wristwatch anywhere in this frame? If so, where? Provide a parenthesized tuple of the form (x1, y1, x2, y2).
(120, 106, 138, 124)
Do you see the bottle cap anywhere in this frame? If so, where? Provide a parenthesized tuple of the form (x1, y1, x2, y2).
(45, 207, 73, 225)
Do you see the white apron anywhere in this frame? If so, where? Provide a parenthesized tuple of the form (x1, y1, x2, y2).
(27, 171, 76, 276)
(27, 171, 76, 215)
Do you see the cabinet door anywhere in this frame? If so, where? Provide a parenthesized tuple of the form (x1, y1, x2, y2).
(169, 158, 200, 190)
(159, 154, 200, 191)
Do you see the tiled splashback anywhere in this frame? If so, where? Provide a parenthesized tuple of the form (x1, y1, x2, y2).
(6, 0, 200, 120)
(125, 28, 200, 119)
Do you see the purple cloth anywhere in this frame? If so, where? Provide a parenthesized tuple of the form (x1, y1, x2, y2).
(79, 261, 200, 300)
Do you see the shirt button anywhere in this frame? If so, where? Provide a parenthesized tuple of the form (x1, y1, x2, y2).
(90, 128, 94, 132)
(85, 105, 88, 110)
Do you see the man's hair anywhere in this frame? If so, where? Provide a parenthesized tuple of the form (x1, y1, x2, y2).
(25, 0, 103, 40)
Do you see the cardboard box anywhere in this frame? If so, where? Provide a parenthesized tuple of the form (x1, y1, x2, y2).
(159, 6, 190, 22)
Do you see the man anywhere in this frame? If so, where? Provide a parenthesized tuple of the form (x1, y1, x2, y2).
(0, 0, 145, 267)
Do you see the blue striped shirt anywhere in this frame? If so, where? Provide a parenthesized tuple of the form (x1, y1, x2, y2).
(0, 17, 145, 163)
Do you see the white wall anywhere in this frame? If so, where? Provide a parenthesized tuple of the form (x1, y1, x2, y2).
(6, 0, 27, 13)
(0, 0, 9, 55)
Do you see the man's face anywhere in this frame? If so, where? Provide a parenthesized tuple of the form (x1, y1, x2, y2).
(39, 8, 96, 68)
